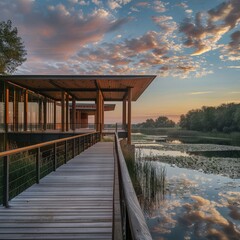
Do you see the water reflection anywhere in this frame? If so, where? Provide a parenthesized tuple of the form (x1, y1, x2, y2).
(133, 145, 240, 240)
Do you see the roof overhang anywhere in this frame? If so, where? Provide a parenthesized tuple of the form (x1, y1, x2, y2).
(0, 75, 156, 101)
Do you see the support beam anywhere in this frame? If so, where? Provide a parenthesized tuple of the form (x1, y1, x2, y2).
(122, 99, 126, 130)
(61, 92, 65, 132)
(96, 91, 100, 132)
(72, 98, 76, 131)
(102, 98, 104, 131)
(24, 90, 28, 131)
(53, 101, 57, 130)
(43, 98, 47, 131)
(127, 87, 132, 145)
(13, 88, 18, 132)
(39, 100, 42, 130)
(4, 84, 9, 133)
(66, 94, 69, 131)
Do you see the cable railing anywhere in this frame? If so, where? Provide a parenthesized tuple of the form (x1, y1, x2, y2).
(1, 123, 128, 133)
(0, 132, 100, 207)
(113, 132, 152, 240)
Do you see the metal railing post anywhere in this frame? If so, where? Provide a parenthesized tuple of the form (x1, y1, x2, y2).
(65, 140, 68, 164)
(36, 147, 40, 184)
(3, 155, 9, 208)
(78, 137, 80, 154)
(53, 143, 57, 171)
(73, 138, 75, 158)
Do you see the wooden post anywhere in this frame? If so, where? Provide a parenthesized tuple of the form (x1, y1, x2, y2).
(54, 101, 57, 130)
(127, 87, 132, 145)
(66, 94, 69, 132)
(24, 90, 28, 131)
(43, 98, 47, 131)
(36, 148, 40, 184)
(53, 143, 57, 171)
(13, 88, 18, 132)
(39, 100, 42, 130)
(102, 98, 104, 131)
(122, 98, 126, 130)
(96, 90, 100, 132)
(4, 84, 9, 133)
(61, 92, 65, 132)
(72, 98, 76, 131)
(65, 140, 68, 163)
(3, 155, 9, 208)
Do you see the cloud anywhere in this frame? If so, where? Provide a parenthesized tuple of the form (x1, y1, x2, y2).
(188, 91, 213, 95)
(221, 30, 240, 61)
(177, 3, 188, 9)
(92, 0, 101, 5)
(152, 16, 178, 35)
(0, 1, 129, 61)
(108, 0, 132, 10)
(179, 0, 240, 56)
(179, 195, 240, 239)
(227, 65, 240, 69)
(153, 0, 167, 13)
(136, 2, 149, 7)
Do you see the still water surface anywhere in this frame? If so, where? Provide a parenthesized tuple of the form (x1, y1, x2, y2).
(132, 133, 240, 240)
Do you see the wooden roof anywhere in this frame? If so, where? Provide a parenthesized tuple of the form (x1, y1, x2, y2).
(0, 75, 156, 101)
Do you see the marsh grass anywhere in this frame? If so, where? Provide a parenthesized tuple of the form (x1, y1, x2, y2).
(121, 141, 167, 213)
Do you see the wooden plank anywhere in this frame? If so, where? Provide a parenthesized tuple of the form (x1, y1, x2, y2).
(0, 142, 114, 240)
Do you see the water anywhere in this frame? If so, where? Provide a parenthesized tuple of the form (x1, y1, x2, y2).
(131, 132, 240, 240)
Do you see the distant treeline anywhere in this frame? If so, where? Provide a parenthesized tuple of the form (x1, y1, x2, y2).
(179, 103, 240, 133)
(135, 116, 175, 128)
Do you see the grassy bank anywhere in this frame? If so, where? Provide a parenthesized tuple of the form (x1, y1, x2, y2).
(132, 127, 240, 146)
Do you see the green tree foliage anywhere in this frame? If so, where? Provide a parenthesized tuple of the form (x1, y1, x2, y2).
(136, 116, 175, 128)
(179, 103, 240, 132)
(0, 20, 27, 74)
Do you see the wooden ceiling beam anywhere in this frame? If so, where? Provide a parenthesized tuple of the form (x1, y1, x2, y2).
(29, 88, 128, 92)
(48, 80, 77, 100)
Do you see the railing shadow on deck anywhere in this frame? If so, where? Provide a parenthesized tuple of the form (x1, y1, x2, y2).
(113, 133, 152, 240)
(0, 132, 100, 207)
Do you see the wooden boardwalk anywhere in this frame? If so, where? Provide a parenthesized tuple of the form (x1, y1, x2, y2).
(0, 142, 114, 240)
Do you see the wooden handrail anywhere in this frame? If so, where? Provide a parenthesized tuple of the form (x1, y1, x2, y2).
(114, 133, 152, 240)
(0, 132, 98, 158)
(1, 132, 100, 207)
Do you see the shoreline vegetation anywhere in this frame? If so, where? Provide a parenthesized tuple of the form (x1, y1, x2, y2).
(134, 103, 240, 134)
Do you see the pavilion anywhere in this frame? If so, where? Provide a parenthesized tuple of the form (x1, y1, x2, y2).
(0, 75, 156, 144)
(69, 103, 115, 129)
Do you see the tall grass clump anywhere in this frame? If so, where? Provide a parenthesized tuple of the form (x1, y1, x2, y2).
(121, 141, 167, 213)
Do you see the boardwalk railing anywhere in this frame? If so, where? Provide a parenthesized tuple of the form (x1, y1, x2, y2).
(0, 132, 100, 207)
(114, 133, 152, 240)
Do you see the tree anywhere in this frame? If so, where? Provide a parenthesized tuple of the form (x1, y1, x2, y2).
(155, 116, 175, 127)
(0, 20, 27, 74)
(179, 103, 240, 133)
(135, 116, 175, 128)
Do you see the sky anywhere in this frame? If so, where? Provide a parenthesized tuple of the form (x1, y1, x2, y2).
(0, 0, 239, 123)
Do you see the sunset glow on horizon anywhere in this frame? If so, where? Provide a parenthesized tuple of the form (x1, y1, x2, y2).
(0, 0, 239, 123)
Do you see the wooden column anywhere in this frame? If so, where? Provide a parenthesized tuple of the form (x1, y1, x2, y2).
(39, 100, 42, 130)
(122, 98, 126, 130)
(53, 101, 57, 130)
(24, 90, 28, 131)
(72, 98, 76, 131)
(77, 111, 81, 128)
(4, 84, 9, 133)
(61, 92, 65, 132)
(13, 88, 18, 132)
(127, 87, 132, 145)
(102, 98, 104, 130)
(66, 94, 69, 131)
(96, 91, 100, 132)
(43, 98, 47, 131)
